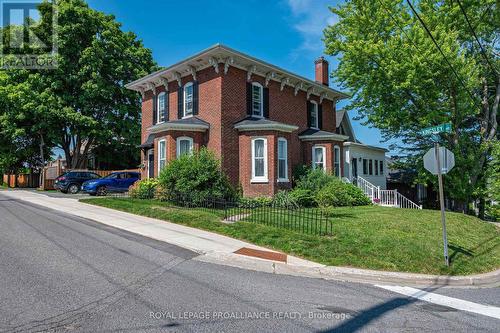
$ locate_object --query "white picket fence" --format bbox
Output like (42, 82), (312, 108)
(350, 177), (422, 210)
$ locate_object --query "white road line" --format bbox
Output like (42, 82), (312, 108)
(376, 285), (500, 320)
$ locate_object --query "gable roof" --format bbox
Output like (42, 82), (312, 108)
(126, 44), (350, 102)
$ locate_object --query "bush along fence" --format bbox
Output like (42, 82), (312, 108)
(107, 191), (333, 237)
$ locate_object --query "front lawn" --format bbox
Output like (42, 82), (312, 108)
(80, 197), (500, 275)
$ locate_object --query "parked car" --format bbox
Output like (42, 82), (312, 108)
(54, 171), (101, 194)
(82, 171), (141, 196)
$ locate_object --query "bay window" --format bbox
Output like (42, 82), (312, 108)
(277, 138), (288, 181)
(334, 145), (341, 177)
(176, 136), (193, 157)
(312, 145), (326, 171)
(158, 139), (166, 173)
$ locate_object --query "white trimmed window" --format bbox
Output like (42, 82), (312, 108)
(252, 82), (263, 117)
(251, 138), (268, 182)
(277, 138), (288, 181)
(310, 101), (319, 129)
(183, 82), (194, 117)
(312, 145), (326, 171)
(158, 139), (166, 173)
(176, 136), (193, 157)
(334, 145), (341, 177)
(157, 92), (166, 123)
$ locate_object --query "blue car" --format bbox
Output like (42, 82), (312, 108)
(82, 171), (141, 196)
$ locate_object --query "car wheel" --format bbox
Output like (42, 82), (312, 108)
(68, 184), (80, 194)
(97, 186), (107, 196)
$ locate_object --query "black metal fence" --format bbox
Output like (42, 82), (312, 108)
(103, 191), (333, 236)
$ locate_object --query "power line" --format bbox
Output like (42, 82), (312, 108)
(405, 0), (482, 111)
(455, 0), (498, 76)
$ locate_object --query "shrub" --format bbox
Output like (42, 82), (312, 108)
(129, 178), (158, 199)
(272, 190), (299, 209)
(239, 196), (273, 208)
(316, 180), (372, 208)
(296, 168), (335, 193)
(289, 188), (316, 207)
(158, 148), (236, 202)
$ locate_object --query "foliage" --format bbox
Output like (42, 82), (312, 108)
(295, 168), (335, 193)
(0, 0), (157, 171)
(238, 196), (273, 208)
(292, 164), (311, 186)
(157, 148), (236, 202)
(129, 178), (158, 199)
(316, 180), (372, 208)
(289, 188), (316, 207)
(272, 190), (300, 209)
(324, 0), (499, 215)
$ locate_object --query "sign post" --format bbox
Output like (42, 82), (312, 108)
(422, 123), (454, 267)
(434, 142), (449, 266)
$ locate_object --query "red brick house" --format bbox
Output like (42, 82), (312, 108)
(126, 44), (349, 197)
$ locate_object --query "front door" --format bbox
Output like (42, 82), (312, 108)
(148, 151), (154, 178)
(352, 158), (358, 181)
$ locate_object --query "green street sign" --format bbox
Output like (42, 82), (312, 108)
(420, 123), (452, 136)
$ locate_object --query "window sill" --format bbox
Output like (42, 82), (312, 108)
(182, 115), (193, 119)
(277, 179), (289, 183)
(251, 179), (269, 184)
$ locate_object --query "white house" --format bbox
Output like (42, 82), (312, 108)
(337, 110), (388, 189)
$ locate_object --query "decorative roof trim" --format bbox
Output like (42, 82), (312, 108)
(234, 122), (299, 133)
(147, 122), (209, 133)
(125, 44), (349, 102)
(299, 133), (350, 142)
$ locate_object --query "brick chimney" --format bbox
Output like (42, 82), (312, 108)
(315, 56), (329, 86)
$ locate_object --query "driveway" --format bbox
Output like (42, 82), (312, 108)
(0, 193), (499, 332)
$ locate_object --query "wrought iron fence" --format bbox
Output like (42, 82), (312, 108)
(103, 191), (333, 236)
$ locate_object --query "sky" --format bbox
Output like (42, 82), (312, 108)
(84, 0), (392, 153)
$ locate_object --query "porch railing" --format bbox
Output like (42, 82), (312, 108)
(355, 176), (422, 210)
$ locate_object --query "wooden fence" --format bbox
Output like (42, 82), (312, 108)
(2, 174), (40, 188)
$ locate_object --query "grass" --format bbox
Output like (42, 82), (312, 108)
(80, 197), (500, 276)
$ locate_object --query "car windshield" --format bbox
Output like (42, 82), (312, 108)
(103, 173), (119, 179)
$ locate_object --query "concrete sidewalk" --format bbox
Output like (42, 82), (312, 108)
(2, 189), (499, 287)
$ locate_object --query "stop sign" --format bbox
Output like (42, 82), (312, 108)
(424, 147), (455, 175)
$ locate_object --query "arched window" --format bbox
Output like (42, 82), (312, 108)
(183, 82), (194, 117)
(251, 82), (263, 117)
(251, 137), (268, 182)
(334, 145), (341, 177)
(277, 138), (288, 181)
(176, 136), (193, 157)
(310, 101), (319, 129)
(157, 92), (166, 123)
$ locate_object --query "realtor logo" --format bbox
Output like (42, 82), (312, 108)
(0, 0), (58, 69)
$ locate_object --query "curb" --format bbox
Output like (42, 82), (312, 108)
(196, 252), (500, 288)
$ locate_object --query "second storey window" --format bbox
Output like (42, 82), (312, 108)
(252, 83), (263, 117)
(157, 92), (167, 123)
(277, 138), (288, 181)
(312, 146), (326, 171)
(184, 82), (194, 117)
(310, 101), (319, 129)
(176, 136), (193, 157)
(251, 138), (268, 182)
(158, 139), (166, 173)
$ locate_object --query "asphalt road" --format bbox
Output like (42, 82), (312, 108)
(0, 193), (498, 333)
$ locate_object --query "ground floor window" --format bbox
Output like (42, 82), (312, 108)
(375, 159), (379, 176)
(176, 136), (193, 157)
(277, 138), (288, 181)
(251, 138), (268, 182)
(380, 160), (384, 175)
(158, 140), (166, 173)
(363, 159), (368, 175)
(312, 146), (326, 171)
(148, 149), (154, 178)
(334, 145), (341, 177)
(369, 159), (373, 175)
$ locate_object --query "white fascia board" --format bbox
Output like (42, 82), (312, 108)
(299, 134), (350, 142)
(234, 123), (299, 133)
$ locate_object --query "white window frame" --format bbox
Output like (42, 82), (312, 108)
(277, 137), (288, 182)
(176, 136), (193, 157)
(251, 82), (263, 118)
(334, 145), (341, 178)
(310, 101), (319, 129)
(158, 139), (166, 174)
(251, 137), (268, 183)
(183, 82), (194, 118)
(312, 145), (326, 171)
(157, 92), (166, 124)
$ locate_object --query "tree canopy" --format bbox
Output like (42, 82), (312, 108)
(324, 0), (498, 213)
(0, 0), (157, 172)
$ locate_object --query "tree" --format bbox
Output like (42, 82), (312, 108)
(324, 0), (498, 215)
(1, 0), (157, 170)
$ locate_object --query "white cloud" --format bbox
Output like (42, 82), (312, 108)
(285, 0), (338, 54)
